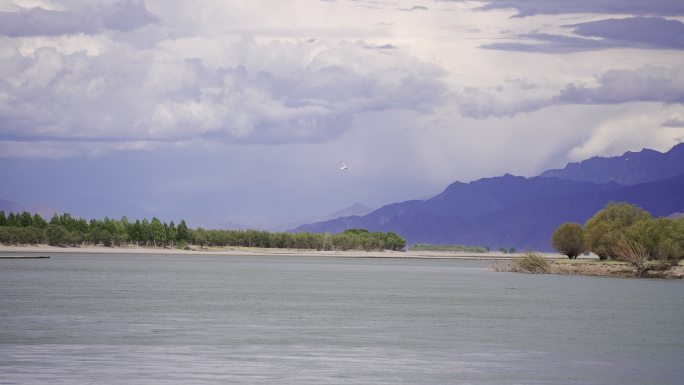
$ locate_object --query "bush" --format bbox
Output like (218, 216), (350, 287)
(512, 253), (552, 274)
(584, 202), (651, 260)
(551, 222), (585, 259)
(45, 224), (69, 246)
(613, 239), (650, 277)
(626, 217), (684, 261)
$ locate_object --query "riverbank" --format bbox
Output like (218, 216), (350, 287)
(0, 244), (549, 260)
(492, 258), (684, 279)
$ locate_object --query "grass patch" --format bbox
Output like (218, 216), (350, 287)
(512, 253), (552, 273)
(491, 261), (513, 272)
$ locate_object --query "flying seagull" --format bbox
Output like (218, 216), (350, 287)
(340, 162), (349, 171)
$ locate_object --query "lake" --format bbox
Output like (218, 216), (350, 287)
(1, 253), (683, 384)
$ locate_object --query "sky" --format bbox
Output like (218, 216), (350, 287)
(1, 0), (684, 229)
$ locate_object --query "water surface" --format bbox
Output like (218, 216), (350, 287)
(1, 253), (682, 384)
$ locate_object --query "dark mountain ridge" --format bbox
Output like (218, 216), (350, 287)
(540, 143), (684, 185)
(294, 144), (684, 251)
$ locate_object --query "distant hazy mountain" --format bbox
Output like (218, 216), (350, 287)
(275, 203), (373, 232)
(436, 174), (684, 250)
(294, 144), (684, 251)
(185, 219), (248, 230)
(50, 196), (150, 221)
(0, 199), (58, 219)
(319, 202), (373, 221)
(294, 174), (684, 251)
(293, 175), (616, 239)
(540, 143), (684, 185)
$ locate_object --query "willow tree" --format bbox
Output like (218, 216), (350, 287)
(551, 222), (585, 259)
(584, 203), (651, 260)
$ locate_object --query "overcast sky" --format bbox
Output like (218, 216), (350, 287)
(1, 0), (684, 228)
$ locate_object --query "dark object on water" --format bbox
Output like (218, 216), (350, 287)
(0, 255), (50, 259)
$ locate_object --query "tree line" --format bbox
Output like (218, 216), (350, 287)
(551, 202), (684, 264)
(0, 211), (406, 251)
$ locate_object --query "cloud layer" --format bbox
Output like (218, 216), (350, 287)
(1, 0), (683, 227)
(1, 0), (682, 154)
(476, 0), (684, 17)
(484, 17), (684, 52)
(0, 35), (446, 146)
(0, 0), (157, 37)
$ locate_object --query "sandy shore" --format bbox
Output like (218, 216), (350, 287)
(0, 244), (562, 260)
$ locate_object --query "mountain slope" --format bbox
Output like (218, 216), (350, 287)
(422, 174), (618, 218)
(447, 173), (684, 250)
(294, 174), (684, 251)
(294, 175), (615, 237)
(540, 143), (684, 185)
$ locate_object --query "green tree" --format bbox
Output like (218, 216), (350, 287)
(551, 222), (586, 259)
(626, 217), (684, 261)
(584, 202), (651, 260)
(177, 220), (189, 242)
(0, 211), (6, 226)
(140, 219), (151, 245)
(0, 227), (9, 243)
(167, 221), (177, 247)
(45, 224), (68, 246)
(7, 212), (18, 226)
(32, 214), (47, 228)
(19, 211), (33, 227)
(149, 217), (165, 247)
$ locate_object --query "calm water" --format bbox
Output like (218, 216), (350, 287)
(1, 253), (683, 384)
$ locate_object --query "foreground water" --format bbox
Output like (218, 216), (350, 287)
(1, 253), (682, 384)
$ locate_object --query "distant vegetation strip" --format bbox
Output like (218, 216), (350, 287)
(410, 243), (490, 253)
(0, 211), (406, 251)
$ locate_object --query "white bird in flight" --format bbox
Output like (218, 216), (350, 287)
(340, 162), (349, 171)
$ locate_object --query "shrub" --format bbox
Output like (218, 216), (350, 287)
(584, 202), (651, 260)
(490, 261), (513, 272)
(551, 222), (585, 259)
(512, 253), (551, 274)
(613, 239), (650, 277)
(626, 218), (684, 261)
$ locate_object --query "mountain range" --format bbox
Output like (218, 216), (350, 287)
(293, 143), (684, 251)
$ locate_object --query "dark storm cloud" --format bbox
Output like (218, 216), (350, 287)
(556, 66), (684, 105)
(572, 17), (684, 50)
(483, 17), (684, 52)
(482, 33), (610, 53)
(454, 66), (684, 118)
(399, 6), (428, 12)
(474, 0), (684, 17)
(363, 43), (397, 50)
(0, 0), (157, 37)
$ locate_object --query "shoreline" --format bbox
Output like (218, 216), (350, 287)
(492, 258), (684, 279)
(0, 244), (555, 260)
(3, 244), (680, 278)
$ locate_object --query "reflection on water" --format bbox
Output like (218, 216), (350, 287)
(1, 254), (683, 384)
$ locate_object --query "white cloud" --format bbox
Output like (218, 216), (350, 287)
(0, 0), (683, 171)
(0, 31), (447, 150)
(0, 0), (157, 37)
(568, 103), (684, 160)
